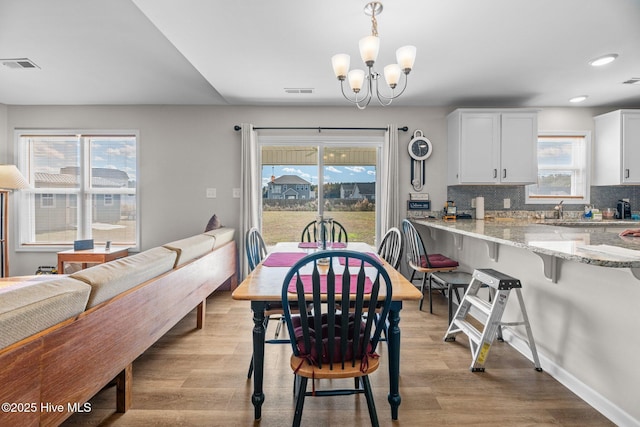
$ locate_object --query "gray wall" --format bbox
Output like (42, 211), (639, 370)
(1, 105), (617, 275)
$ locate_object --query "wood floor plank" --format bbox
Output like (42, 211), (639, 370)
(62, 290), (615, 426)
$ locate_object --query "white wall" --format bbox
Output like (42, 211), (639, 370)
(2, 105), (620, 276)
(4, 105), (451, 275)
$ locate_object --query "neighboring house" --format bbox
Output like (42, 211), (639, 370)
(340, 182), (376, 201)
(265, 175), (312, 200)
(340, 184), (355, 199)
(34, 168), (129, 232)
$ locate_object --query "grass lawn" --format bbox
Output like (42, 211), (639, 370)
(262, 211), (376, 246)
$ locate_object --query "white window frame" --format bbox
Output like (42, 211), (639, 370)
(257, 134), (384, 243)
(40, 193), (55, 209)
(15, 129), (140, 251)
(526, 131), (591, 205)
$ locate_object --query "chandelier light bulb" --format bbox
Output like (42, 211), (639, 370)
(331, 2), (415, 109)
(396, 45), (417, 73)
(331, 54), (350, 80)
(383, 64), (402, 88)
(359, 35), (380, 66)
(348, 69), (365, 93)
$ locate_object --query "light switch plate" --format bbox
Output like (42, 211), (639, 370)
(206, 188), (217, 198)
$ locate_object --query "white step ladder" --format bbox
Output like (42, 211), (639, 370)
(444, 268), (542, 372)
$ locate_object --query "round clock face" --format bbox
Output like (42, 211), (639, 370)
(408, 136), (433, 161)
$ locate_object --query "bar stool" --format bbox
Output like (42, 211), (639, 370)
(429, 271), (473, 325)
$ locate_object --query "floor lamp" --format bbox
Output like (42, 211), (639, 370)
(0, 165), (29, 278)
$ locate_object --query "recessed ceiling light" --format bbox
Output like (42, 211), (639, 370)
(589, 54), (618, 67)
(569, 95), (588, 103)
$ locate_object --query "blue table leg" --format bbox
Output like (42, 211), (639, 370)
(251, 301), (266, 420)
(387, 300), (402, 420)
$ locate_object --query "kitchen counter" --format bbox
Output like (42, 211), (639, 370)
(412, 218), (640, 281)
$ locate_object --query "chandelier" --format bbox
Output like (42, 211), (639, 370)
(331, 1), (416, 109)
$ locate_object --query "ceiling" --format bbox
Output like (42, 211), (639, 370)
(1, 0), (640, 108)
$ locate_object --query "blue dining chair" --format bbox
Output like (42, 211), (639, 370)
(245, 227), (289, 378)
(281, 250), (392, 427)
(401, 219), (459, 313)
(300, 219), (348, 244)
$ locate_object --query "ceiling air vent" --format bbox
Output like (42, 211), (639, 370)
(285, 88), (314, 94)
(1, 58), (40, 69)
(622, 78), (640, 85)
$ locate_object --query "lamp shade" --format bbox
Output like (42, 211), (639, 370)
(0, 165), (29, 190)
(348, 69), (365, 93)
(331, 54), (351, 79)
(396, 45), (417, 72)
(359, 35), (380, 65)
(383, 64), (402, 88)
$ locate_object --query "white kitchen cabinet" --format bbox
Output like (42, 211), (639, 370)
(447, 109), (538, 185)
(593, 109), (640, 185)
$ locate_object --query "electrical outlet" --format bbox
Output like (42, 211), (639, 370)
(503, 198), (511, 209)
(206, 188), (217, 198)
(232, 188), (241, 198)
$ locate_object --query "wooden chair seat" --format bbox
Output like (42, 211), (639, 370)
(290, 355), (380, 379)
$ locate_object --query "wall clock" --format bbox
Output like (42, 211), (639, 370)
(407, 129), (432, 191)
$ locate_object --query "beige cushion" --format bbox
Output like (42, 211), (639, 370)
(163, 234), (216, 267)
(0, 277), (91, 348)
(71, 246), (177, 308)
(203, 227), (236, 249)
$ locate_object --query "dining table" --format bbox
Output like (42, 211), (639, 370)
(232, 241), (422, 421)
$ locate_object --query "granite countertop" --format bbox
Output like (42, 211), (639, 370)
(413, 218), (640, 269)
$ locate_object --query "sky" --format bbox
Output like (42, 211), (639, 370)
(262, 165), (376, 187)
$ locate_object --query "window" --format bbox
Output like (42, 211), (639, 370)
(40, 194), (55, 208)
(16, 131), (138, 249)
(526, 132), (590, 205)
(259, 134), (382, 246)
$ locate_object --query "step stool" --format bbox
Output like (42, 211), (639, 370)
(444, 268), (542, 372)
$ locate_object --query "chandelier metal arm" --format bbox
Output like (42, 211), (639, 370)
(339, 77), (373, 110)
(375, 72), (409, 102)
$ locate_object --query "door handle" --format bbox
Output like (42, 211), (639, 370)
(493, 169), (497, 179)
(625, 168), (630, 179)
(503, 169), (507, 179)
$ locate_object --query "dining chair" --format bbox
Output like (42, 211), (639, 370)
(401, 219), (459, 313)
(281, 250), (392, 427)
(300, 219), (348, 244)
(377, 227), (402, 269)
(245, 227), (288, 378)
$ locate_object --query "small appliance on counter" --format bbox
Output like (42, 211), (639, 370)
(443, 200), (457, 220)
(616, 200), (631, 219)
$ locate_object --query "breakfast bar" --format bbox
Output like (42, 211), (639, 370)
(411, 217), (640, 426)
(412, 218), (640, 282)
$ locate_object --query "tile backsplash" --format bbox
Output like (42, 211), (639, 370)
(445, 185), (640, 217)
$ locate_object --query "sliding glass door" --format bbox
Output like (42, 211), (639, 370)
(259, 135), (382, 246)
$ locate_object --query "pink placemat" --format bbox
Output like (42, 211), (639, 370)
(298, 242), (319, 249)
(329, 242), (347, 249)
(287, 274), (373, 294)
(296, 242), (348, 249)
(262, 252), (307, 267)
(338, 252), (379, 266)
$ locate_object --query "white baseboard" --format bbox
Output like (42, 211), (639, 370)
(500, 328), (639, 427)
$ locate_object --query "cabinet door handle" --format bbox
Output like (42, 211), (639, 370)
(625, 169), (630, 179)
(493, 169), (497, 178)
(503, 169), (507, 179)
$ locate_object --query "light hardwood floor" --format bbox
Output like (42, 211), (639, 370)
(63, 290), (614, 426)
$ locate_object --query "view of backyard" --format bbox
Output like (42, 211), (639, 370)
(262, 210), (375, 247)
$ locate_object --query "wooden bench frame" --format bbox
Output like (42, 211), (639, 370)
(0, 240), (237, 427)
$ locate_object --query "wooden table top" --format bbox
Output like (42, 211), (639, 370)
(232, 242), (422, 302)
